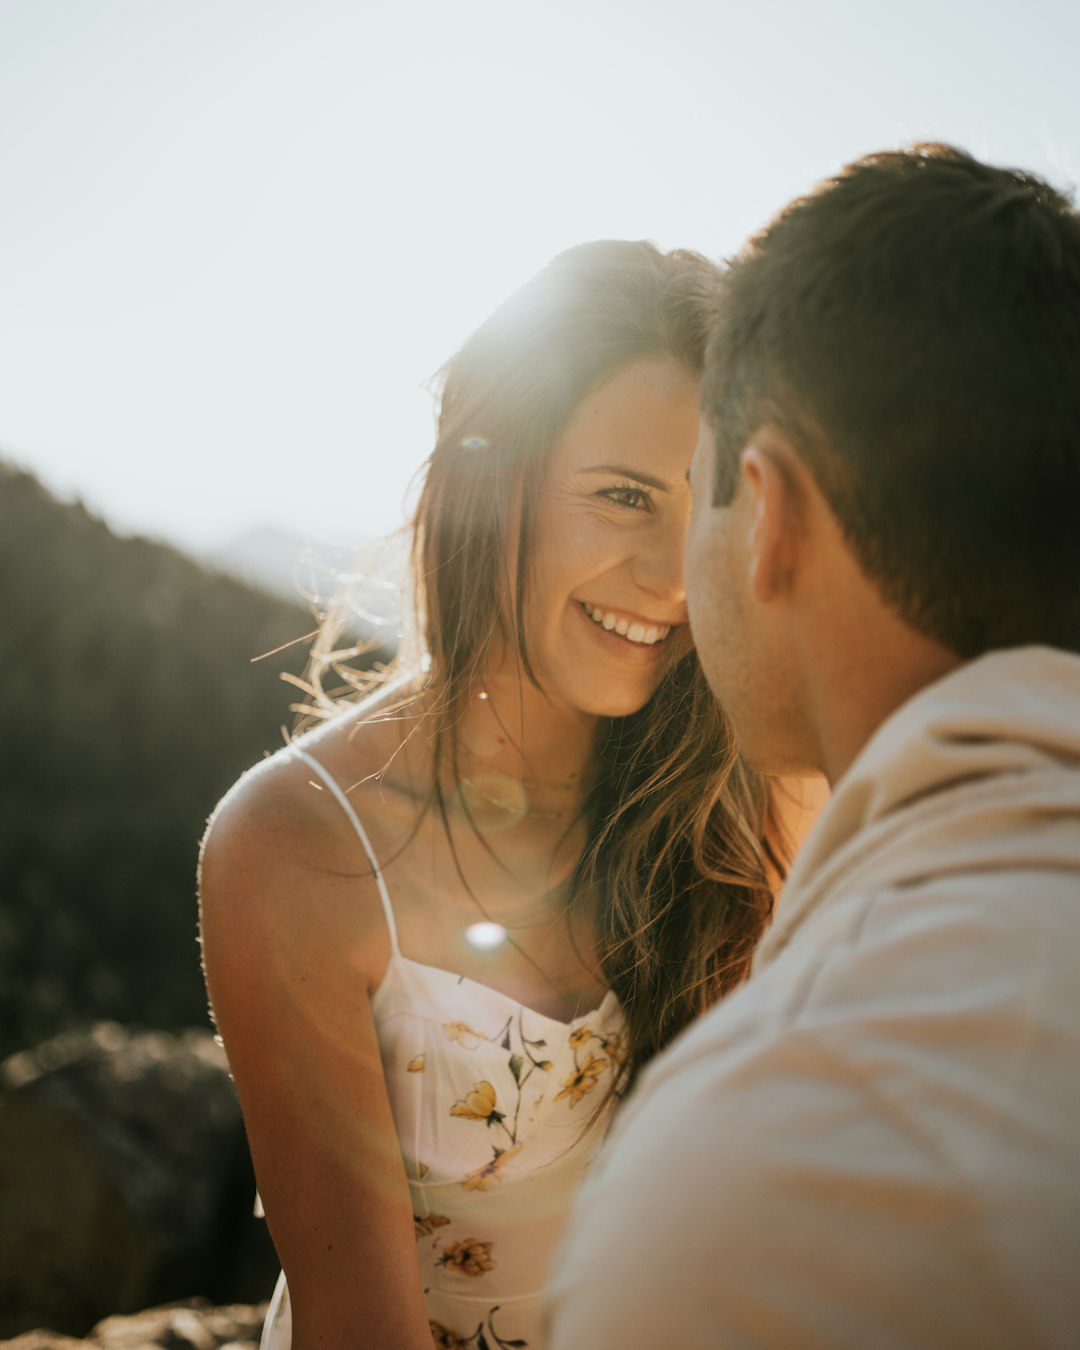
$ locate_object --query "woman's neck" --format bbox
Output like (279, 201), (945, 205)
(452, 662), (600, 798)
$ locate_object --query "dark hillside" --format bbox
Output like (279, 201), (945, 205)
(0, 462), (324, 1056)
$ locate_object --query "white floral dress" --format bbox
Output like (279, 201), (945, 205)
(260, 748), (624, 1350)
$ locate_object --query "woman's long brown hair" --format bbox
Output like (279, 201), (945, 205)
(302, 240), (783, 1089)
(585, 651), (781, 1095)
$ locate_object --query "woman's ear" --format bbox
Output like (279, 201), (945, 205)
(738, 433), (804, 603)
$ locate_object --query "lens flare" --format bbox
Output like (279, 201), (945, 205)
(465, 922), (508, 950)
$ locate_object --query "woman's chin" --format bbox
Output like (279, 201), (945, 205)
(563, 679), (661, 721)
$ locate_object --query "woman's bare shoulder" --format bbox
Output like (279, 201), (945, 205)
(198, 681), (427, 982)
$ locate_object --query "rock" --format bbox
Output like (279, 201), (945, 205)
(0, 1027), (278, 1340)
(91, 1299), (267, 1348)
(0, 1335), (90, 1350)
(0, 1299), (268, 1350)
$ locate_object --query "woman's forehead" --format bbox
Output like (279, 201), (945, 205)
(547, 358), (701, 478)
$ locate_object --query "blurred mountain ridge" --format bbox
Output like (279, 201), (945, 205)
(0, 460), (387, 1058)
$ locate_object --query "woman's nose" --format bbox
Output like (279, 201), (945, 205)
(631, 515), (688, 607)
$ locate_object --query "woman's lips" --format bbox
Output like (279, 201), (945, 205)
(580, 600), (674, 646)
(574, 600), (683, 660)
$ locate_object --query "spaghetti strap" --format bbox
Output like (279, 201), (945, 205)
(290, 746), (401, 957)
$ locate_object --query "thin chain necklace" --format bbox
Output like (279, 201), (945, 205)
(445, 688), (597, 1000)
(452, 691), (592, 832)
(453, 849), (589, 1003)
(453, 771), (586, 832)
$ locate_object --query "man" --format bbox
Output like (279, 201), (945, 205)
(547, 145), (1080, 1348)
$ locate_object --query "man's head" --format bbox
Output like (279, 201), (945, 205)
(687, 143), (1080, 777)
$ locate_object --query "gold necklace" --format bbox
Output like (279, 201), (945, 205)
(446, 690), (595, 997)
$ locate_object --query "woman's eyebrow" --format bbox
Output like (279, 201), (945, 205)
(580, 464), (672, 491)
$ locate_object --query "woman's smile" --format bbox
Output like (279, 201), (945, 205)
(579, 600), (673, 646)
(572, 600), (684, 666)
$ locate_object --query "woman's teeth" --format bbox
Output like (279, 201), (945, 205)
(582, 602), (671, 646)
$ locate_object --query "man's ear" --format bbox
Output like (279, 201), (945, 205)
(739, 436), (802, 602)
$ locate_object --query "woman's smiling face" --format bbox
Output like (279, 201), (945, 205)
(523, 357), (699, 719)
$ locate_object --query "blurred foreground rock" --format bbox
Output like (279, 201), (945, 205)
(0, 1298), (267, 1349)
(0, 1025), (278, 1339)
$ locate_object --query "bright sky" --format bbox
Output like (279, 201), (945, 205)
(2, 0), (1078, 554)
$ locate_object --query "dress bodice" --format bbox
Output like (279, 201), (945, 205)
(260, 748), (623, 1350)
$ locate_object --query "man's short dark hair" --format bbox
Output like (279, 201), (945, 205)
(702, 143), (1080, 657)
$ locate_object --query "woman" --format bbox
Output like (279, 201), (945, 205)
(199, 241), (789, 1350)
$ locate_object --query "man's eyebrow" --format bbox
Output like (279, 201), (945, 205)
(580, 464), (673, 491)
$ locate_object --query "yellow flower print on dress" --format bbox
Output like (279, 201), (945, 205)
(428, 1321), (466, 1348)
(568, 1025), (594, 1051)
(414, 1212), (451, 1239)
(461, 1143), (524, 1191)
(438, 1236), (496, 1277)
(555, 1052), (608, 1106)
(450, 1080), (505, 1126)
(442, 1020), (488, 1049)
(602, 1030), (626, 1066)
(407, 1054), (425, 1072)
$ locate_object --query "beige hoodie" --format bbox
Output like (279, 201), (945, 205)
(548, 647), (1080, 1350)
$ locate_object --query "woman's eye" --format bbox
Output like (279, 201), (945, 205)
(598, 484), (651, 512)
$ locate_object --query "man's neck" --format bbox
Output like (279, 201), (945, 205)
(812, 615), (963, 787)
